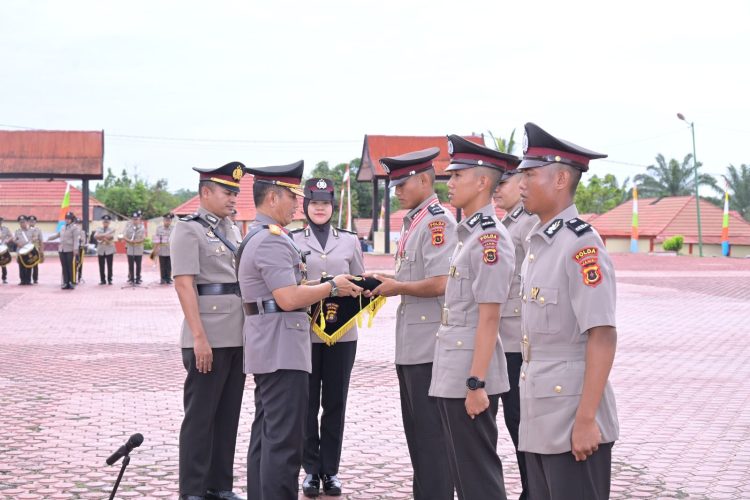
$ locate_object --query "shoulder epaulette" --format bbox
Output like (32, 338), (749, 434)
(290, 227), (305, 234)
(179, 213), (199, 222)
(335, 227), (357, 235)
(510, 206), (524, 220)
(566, 218), (593, 237)
(480, 216), (496, 229)
(427, 204), (445, 216)
(267, 224), (283, 236)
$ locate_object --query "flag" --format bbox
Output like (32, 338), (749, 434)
(722, 180), (730, 256)
(56, 184), (71, 232)
(630, 185), (639, 253)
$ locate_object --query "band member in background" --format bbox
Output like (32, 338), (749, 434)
(124, 211), (145, 285)
(155, 213), (174, 285)
(28, 215), (43, 284)
(292, 178), (365, 498)
(0, 217), (11, 284)
(73, 217), (86, 284)
(13, 215), (33, 285)
(48, 211), (82, 290)
(95, 214), (116, 285)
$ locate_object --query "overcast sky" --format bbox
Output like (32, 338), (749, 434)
(1, 1), (748, 193)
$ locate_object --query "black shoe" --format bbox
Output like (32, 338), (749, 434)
(99, 281), (107, 285)
(135, 279), (142, 285)
(322, 474), (342, 496)
(179, 496), (205, 500)
(205, 491), (245, 500)
(2, 279), (7, 284)
(61, 284), (73, 290)
(108, 280), (113, 285)
(33, 281), (38, 285)
(302, 473), (321, 497)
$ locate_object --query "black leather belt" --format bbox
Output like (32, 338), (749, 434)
(243, 300), (307, 316)
(197, 283), (240, 296)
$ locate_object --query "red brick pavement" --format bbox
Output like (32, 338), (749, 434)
(0, 254), (749, 498)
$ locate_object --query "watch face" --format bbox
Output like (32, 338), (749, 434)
(467, 377), (478, 390)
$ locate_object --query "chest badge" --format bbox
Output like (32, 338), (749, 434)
(530, 287), (540, 300)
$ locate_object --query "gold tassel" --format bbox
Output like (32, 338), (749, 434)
(310, 296), (387, 346)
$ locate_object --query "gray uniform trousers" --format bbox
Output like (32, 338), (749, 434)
(436, 395), (508, 500)
(180, 347), (245, 495)
(500, 352), (528, 499)
(247, 369), (308, 500)
(525, 442), (613, 500)
(396, 363), (454, 500)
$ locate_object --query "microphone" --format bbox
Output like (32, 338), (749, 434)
(106, 433), (144, 465)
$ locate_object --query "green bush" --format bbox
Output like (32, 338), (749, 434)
(143, 237), (153, 250)
(662, 235), (684, 253)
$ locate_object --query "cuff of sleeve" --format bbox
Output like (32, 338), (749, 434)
(580, 318), (617, 334)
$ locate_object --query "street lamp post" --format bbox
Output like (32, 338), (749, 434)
(677, 113), (703, 257)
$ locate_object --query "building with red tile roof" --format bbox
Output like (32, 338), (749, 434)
(0, 179), (107, 224)
(592, 195), (750, 257)
(0, 130), (104, 179)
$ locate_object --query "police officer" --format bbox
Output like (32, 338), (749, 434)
(48, 211), (81, 290)
(171, 162), (247, 500)
(14, 215), (34, 285)
(292, 178), (365, 497)
(368, 147), (456, 500)
(155, 213), (174, 284)
(493, 166), (539, 500)
(517, 123), (619, 500)
(428, 135), (517, 500)
(238, 162), (362, 500)
(28, 215), (43, 284)
(124, 211), (145, 285)
(95, 214), (116, 285)
(0, 217), (11, 284)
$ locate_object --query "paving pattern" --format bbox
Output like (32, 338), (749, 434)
(0, 254), (749, 499)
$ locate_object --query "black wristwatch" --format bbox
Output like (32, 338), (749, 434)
(466, 376), (486, 391)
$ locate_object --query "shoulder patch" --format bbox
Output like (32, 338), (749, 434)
(466, 212), (482, 228)
(573, 246), (603, 287)
(544, 218), (564, 238)
(566, 218), (592, 237)
(427, 204), (445, 216)
(268, 224), (282, 236)
(510, 206), (524, 220)
(428, 220), (446, 246)
(179, 213), (198, 222)
(479, 233), (499, 265)
(480, 216), (496, 229)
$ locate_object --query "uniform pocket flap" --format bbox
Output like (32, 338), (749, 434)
(451, 264), (470, 280)
(532, 371), (584, 398)
(404, 302), (442, 325)
(198, 296), (233, 314)
(443, 333), (475, 350)
(530, 287), (558, 307)
(504, 298), (522, 317)
(284, 315), (310, 330)
(402, 249), (417, 264)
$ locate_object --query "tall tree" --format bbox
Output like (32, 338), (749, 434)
(722, 164), (750, 221)
(488, 129), (516, 154)
(634, 154), (717, 198)
(94, 168), (183, 219)
(574, 174), (629, 214)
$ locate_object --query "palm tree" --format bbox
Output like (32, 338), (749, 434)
(488, 129), (516, 154)
(723, 164), (750, 221)
(634, 153), (717, 198)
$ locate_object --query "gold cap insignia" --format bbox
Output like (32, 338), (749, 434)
(232, 166), (244, 182)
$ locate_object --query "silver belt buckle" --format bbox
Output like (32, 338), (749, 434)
(441, 307), (448, 326)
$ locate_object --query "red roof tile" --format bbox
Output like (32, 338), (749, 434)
(173, 175), (305, 222)
(357, 135), (486, 181)
(592, 196), (750, 245)
(0, 130), (104, 179)
(0, 179), (104, 221)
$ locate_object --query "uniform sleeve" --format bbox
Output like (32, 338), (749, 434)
(255, 235), (298, 291)
(350, 234), (365, 275)
(421, 214), (455, 279)
(565, 233), (617, 333)
(171, 223), (201, 276)
(471, 228), (514, 303)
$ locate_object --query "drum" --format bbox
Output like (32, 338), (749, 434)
(0, 243), (10, 266)
(18, 243), (41, 268)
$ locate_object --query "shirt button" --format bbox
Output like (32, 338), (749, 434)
(522, 294), (527, 301)
(296, 323), (300, 327)
(523, 335), (528, 341)
(518, 290), (522, 297)
(456, 340), (463, 347)
(454, 272), (460, 277)
(321, 272), (328, 277)
(211, 305), (217, 311)
(514, 308), (519, 314)
(321, 254), (327, 259)
(529, 254), (535, 261)
(521, 372), (526, 380)
(420, 315), (426, 321)
(539, 297), (545, 304)
(436, 332), (439, 338)
(554, 385), (562, 393)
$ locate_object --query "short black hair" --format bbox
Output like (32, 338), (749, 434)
(253, 182), (285, 207)
(198, 180), (216, 197)
(556, 164), (582, 196)
(474, 166), (503, 191)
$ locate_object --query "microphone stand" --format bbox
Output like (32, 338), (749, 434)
(108, 454), (131, 500)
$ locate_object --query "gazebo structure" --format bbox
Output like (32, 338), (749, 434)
(0, 130), (104, 234)
(356, 134), (484, 253)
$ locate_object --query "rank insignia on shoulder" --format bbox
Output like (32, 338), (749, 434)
(510, 206), (524, 220)
(290, 227), (305, 235)
(566, 218), (592, 236)
(544, 218), (564, 237)
(205, 213), (219, 225)
(480, 216), (496, 229)
(268, 224), (282, 235)
(427, 204), (445, 216)
(466, 212), (482, 228)
(180, 213), (198, 222)
(335, 227), (357, 235)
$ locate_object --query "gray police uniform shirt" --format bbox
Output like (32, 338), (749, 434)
(238, 213), (311, 375)
(155, 225), (173, 257)
(0, 226), (12, 245)
(394, 196), (457, 365)
(500, 203), (539, 353)
(95, 226), (116, 256)
(291, 226), (365, 343)
(49, 224), (81, 252)
(429, 204), (515, 398)
(124, 222), (145, 256)
(518, 203), (619, 455)
(29, 226), (43, 248)
(14, 227), (33, 248)
(170, 207), (244, 349)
